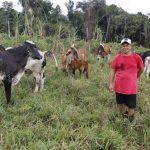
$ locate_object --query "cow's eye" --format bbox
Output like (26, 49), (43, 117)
(26, 48), (31, 54)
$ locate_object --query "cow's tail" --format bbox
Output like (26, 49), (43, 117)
(52, 53), (58, 71)
(46, 50), (58, 71)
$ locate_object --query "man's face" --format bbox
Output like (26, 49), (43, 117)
(121, 43), (131, 55)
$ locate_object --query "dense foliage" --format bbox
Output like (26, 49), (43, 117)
(0, 0), (150, 47)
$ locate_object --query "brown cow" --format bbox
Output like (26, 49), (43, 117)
(62, 45), (88, 78)
(96, 43), (111, 61)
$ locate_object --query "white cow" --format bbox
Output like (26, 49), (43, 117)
(25, 50), (58, 92)
(25, 50), (47, 92)
(144, 56), (150, 78)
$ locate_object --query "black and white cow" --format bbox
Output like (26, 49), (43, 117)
(0, 41), (42, 104)
(2, 45), (47, 92)
(25, 50), (58, 92)
(25, 50), (47, 92)
(1, 44), (58, 93)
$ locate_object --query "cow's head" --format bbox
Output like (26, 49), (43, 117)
(24, 40), (42, 60)
(96, 44), (105, 59)
(66, 45), (79, 61)
(97, 44), (111, 59)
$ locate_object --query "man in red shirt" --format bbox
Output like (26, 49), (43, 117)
(108, 38), (144, 122)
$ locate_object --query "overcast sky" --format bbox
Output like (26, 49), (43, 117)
(0, 0), (150, 15)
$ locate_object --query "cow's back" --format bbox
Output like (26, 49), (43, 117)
(104, 45), (111, 54)
(0, 51), (19, 75)
(77, 48), (88, 61)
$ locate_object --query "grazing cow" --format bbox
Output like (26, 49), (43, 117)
(144, 56), (150, 78)
(62, 45), (88, 78)
(25, 50), (47, 92)
(0, 41), (42, 104)
(4, 46), (58, 92)
(137, 50), (150, 63)
(96, 43), (111, 61)
(25, 50), (58, 92)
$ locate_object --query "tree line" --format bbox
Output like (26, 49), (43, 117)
(0, 0), (150, 47)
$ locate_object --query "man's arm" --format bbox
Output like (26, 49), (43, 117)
(137, 68), (144, 78)
(108, 68), (116, 92)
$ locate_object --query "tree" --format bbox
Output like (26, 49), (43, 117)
(76, 0), (107, 40)
(51, 5), (62, 23)
(0, 1), (17, 36)
(18, 0), (53, 36)
(65, 0), (74, 21)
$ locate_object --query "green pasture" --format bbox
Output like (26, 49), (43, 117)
(0, 36), (150, 149)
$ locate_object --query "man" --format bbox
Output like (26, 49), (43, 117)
(108, 38), (144, 122)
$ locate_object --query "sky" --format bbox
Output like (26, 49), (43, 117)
(0, 0), (150, 16)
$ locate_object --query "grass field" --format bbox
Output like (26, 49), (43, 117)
(0, 38), (150, 149)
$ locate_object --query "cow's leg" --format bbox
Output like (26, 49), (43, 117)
(62, 67), (68, 76)
(107, 54), (110, 62)
(33, 73), (40, 92)
(97, 55), (100, 60)
(72, 69), (76, 78)
(67, 68), (73, 78)
(79, 65), (85, 78)
(84, 64), (88, 78)
(85, 70), (88, 78)
(144, 66), (146, 73)
(3, 75), (12, 104)
(146, 70), (150, 79)
(12, 70), (25, 86)
(79, 69), (82, 77)
(38, 68), (45, 92)
(64, 64), (70, 76)
(108, 54), (110, 61)
(40, 73), (45, 92)
(84, 69), (88, 78)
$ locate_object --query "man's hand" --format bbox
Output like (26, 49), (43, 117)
(108, 83), (114, 92)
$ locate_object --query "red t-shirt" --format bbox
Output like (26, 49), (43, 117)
(111, 52), (144, 94)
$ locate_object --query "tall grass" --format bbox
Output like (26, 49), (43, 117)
(0, 35), (150, 149)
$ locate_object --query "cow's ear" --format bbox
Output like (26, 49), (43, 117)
(66, 49), (72, 56)
(71, 44), (74, 48)
(66, 47), (72, 56)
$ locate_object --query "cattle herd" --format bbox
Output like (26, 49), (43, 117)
(0, 41), (150, 105)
